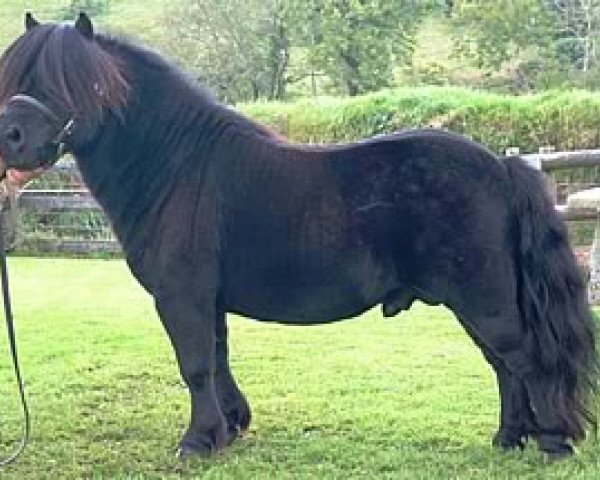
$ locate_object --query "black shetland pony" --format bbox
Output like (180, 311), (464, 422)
(0, 13), (597, 460)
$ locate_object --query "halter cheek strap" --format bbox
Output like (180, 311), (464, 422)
(53, 118), (75, 156)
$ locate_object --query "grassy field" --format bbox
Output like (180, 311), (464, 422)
(0, 258), (596, 478)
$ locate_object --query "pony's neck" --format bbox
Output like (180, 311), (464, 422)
(72, 39), (272, 253)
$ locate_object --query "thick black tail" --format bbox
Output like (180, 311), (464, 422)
(504, 157), (598, 442)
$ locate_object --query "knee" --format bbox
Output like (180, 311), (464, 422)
(180, 359), (213, 390)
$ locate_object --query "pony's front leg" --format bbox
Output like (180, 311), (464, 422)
(215, 311), (251, 436)
(155, 292), (231, 456)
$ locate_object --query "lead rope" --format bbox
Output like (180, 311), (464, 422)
(0, 182), (30, 466)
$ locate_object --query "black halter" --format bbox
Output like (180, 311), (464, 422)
(6, 94), (75, 158)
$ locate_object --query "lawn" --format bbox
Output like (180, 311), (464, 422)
(0, 258), (598, 479)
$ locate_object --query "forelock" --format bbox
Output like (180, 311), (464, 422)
(0, 23), (129, 119)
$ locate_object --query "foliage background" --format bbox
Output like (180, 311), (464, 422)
(5, 1), (600, 102)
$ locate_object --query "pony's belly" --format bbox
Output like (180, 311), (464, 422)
(223, 253), (397, 324)
(226, 281), (377, 324)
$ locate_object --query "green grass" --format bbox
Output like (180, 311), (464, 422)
(0, 258), (597, 478)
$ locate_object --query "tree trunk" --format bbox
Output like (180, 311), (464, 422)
(268, 7), (289, 100)
(340, 44), (361, 96)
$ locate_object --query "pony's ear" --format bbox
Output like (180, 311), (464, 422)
(25, 12), (39, 31)
(75, 12), (94, 39)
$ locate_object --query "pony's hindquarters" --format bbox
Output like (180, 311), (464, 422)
(434, 156), (598, 457)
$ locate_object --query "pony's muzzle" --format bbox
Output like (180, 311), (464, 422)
(0, 94), (72, 175)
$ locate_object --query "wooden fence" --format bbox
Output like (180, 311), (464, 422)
(12, 149), (600, 255)
(16, 161), (119, 254)
(519, 149), (600, 221)
(521, 149), (600, 171)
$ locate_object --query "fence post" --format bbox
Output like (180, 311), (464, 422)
(589, 216), (600, 305)
(539, 146), (558, 203)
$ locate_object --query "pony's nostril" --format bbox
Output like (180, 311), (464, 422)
(6, 126), (22, 143)
(4, 124), (25, 150)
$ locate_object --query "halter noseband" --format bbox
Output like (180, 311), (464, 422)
(5, 94), (75, 157)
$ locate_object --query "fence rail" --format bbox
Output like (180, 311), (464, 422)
(20, 238), (122, 255)
(19, 189), (102, 213)
(513, 148), (600, 221)
(521, 149), (600, 171)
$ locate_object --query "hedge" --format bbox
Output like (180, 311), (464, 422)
(241, 87), (600, 154)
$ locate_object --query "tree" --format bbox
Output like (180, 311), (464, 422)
(450, 0), (600, 90)
(451, 0), (557, 71)
(168, 0), (425, 100)
(547, 0), (600, 73)
(61, 0), (111, 19)
(292, 0), (424, 96)
(167, 0), (292, 102)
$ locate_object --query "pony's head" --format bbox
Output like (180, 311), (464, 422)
(0, 13), (129, 180)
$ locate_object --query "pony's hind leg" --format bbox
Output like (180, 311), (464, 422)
(458, 304), (573, 458)
(491, 363), (536, 450)
(215, 311), (251, 436)
(504, 353), (576, 459)
(459, 321), (535, 450)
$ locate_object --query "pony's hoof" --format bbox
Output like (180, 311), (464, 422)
(177, 423), (239, 459)
(543, 444), (574, 463)
(223, 401), (251, 436)
(177, 444), (212, 459)
(218, 384), (252, 435)
(537, 433), (573, 461)
(492, 429), (526, 451)
(177, 423), (232, 459)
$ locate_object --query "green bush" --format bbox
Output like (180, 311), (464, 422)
(241, 87), (600, 154)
